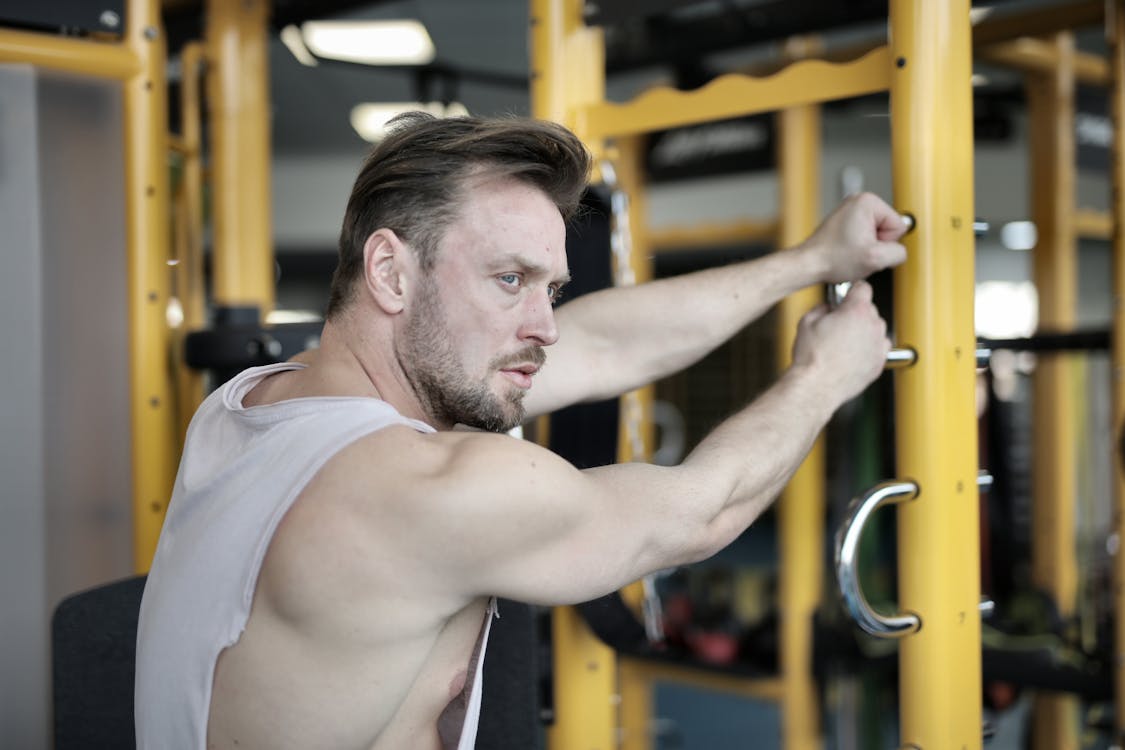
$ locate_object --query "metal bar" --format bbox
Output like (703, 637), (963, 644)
(533, 4), (620, 750)
(1109, 0), (1125, 739)
(529, 0), (605, 152)
(1076, 208), (1113, 240)
(582, 45), (891, 140)
(649, 218), (778, 253)
(124, 0), (176, 571)
(972, 0), (1104, 46)
(979, 330), (1110, 352)
(607, 135), (656, 750)
(548, 604), (619, 749)
(173, 41), (207, 441)
(0, 25), (139, 79)
(205, 0), (274, 313)
(775, 57), (825, 748)
(619, 658), (786, 702)
(617, 657), (653, 750)
(976, 38), (1109, 86)
(1026, 32), (1081, 750)
(889, 1), (983, 747)
(608, 137), (656, 462)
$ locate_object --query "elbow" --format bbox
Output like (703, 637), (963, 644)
(665, 515), (730, 568)
(690, 498), (766, 564)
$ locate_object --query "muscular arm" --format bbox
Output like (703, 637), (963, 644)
(331, 283), (888, 609)
(524, 192), (908, 417)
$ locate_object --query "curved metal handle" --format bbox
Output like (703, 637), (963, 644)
(835, 480), (921, 638)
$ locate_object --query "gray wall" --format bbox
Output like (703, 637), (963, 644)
(0, 64), (132, 748)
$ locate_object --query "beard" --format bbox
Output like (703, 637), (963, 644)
(399, 278), (545, 433)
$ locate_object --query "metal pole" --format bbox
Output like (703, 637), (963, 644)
(776, 36), (824, 750)
(0, 25), (139, 78)
(611, 134), (656, 750)
(205, 0), (274, 314)
(1108, 0), (1125, 742)
(124, 0), (176, 571)
(889, 0), (983, 746)
(1026, 32), (1080, 750)
(173, 41), (207, 441)
(532, 3), (619, 749)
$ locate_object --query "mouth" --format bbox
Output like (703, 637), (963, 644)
(499, 363), (539, 389)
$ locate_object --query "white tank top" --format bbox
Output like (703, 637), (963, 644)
(135, 363), (494, 749)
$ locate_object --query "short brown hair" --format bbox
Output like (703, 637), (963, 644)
(325, 112), (592, 318)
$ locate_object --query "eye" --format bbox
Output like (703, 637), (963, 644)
(547, 285), (565, 306)
(497, 273), (521, 288)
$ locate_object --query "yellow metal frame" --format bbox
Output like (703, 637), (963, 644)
(531, 3), (619, 748)
(172, 41), (208, 442)
(1112, 0), (1125, 740)
(0, 0), (279, 573)
(775, 43), (825, 749)
(1026, 32), (1081, 749)
(581, 46), (891, 140)
(889, 2), (983, 746)
(205, 0), (274, 314)
(649, 218), (778, 253)
(532, 0), (995, 747)
(0, 1), (178, 572)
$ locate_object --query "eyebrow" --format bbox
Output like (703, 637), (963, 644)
(493, 253), (571, 285)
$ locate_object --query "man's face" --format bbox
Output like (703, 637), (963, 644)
(398, 177), (569, 432)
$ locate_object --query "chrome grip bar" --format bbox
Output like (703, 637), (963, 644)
(836, 473), (996, 638)
(835, 480), (922, 638)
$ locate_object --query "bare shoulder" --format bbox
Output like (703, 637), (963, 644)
(260, 421), (696, 611)
(258, 426), (567, 615)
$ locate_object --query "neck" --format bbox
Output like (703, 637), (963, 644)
(316, 314), (442, 429)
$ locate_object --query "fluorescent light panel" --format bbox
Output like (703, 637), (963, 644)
(351, 101), (468, 143)
(281, 24), (319, 67)
(301, 20), (435, 66)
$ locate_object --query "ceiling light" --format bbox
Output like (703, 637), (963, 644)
(975, 281), (1037, 339)
(281, 24), (318, 67)
(1000, 220), (1037, 251)
(350, 101), (469, 143)
(301, 20), (435, 66)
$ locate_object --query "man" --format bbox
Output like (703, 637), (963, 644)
(136, 112), (907, 749)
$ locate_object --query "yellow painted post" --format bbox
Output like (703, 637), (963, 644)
(1109, 0), (1125, 740)
(610, 136), (656, 464)
(775, 41), (824, 750)
(529, 0), (604, 140)
(889, 1), (983, 747)
(531, 3), (618, 749)
(205, 0), (274, 314)
(611, 135), (656, 750)
(173, 41), (207, 441)
(124, 0), (177, 571)
(1026, 32), (1080, 750)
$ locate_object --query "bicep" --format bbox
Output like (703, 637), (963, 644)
(411, 435), (709, 607)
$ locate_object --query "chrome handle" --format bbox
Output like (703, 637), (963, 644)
(884, 347), (917, 368)
(835, 480), (921, 638)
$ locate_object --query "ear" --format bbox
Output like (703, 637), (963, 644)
(362, 228), (413, 315)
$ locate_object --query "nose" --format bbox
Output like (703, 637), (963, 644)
(519, 289), (559, 346)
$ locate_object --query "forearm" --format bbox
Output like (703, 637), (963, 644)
(533, 243), (827, 411)
(675, 363), (837, 561)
